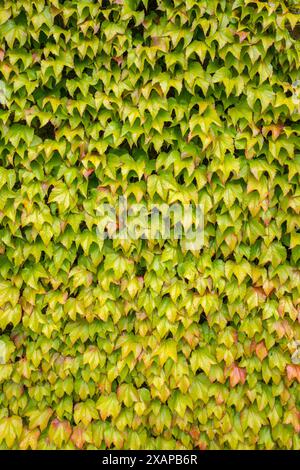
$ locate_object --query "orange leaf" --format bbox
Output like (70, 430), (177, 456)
(286, 364), (300, 382)
(229, 364), (247, 387)
(235, 31), (248, 43)
(71, 426), (86, 449)
(190, 426), (200, 440)
(256, 341), (268, 361)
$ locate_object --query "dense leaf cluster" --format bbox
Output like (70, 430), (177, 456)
(0, 0), (299, 450)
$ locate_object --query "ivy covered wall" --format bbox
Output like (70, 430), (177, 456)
(0, 0), (299, 450)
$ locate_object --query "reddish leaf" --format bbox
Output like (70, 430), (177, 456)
(229, 364), (247, 387)
(256, 341), (268, 361)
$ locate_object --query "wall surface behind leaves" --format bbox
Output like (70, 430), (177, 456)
(0, 0), (299, 450)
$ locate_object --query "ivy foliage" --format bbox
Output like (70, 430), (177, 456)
(0, 0), (300, 450)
